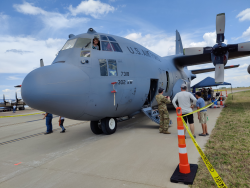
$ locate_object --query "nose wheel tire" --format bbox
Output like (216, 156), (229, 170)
(90, 121), (103, 134)
(101, 117), (117, 135)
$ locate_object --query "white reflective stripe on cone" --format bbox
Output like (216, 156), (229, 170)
(178, 129), (184, 135)
(179, 147), (187, 154)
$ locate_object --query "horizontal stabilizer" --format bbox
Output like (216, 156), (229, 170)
(191, 64), (239, 74)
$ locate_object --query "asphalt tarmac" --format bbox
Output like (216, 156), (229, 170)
(0, 100), (224, 188)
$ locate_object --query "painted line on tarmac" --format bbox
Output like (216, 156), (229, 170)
(0, 116), (59, 128)
(0, 122), (84, 146)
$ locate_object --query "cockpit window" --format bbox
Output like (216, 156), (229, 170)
(74, 38), (91, 49)
(110, 42), (122, 52)
(108, 60), (118, 76)
(92, 37), (100, 50)
(99, 59), (108, 76)
(61, 39), (77, 50)
(81, 51), (91, 57)
(107, 36), (116, 42)
(101, 41), (113, 51)
(100, 35), (108, 41)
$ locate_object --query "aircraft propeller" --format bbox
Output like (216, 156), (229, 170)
(15, 92), (21, 105)
(184, 13), (250, 83)
(3, 94), (7, 105)
(248, 65), (250, 74)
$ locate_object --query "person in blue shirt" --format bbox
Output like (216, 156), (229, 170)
(210, 97), (219, 108)
(195, 92), (208, 136)
(43, 112), (53, 134)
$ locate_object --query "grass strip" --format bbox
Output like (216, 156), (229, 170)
(190, 90), (250, 188)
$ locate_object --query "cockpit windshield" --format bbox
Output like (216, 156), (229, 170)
(61, 39), (77, 50)
(61, 38), (92, 51)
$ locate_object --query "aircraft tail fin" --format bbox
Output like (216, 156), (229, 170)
(176, 30), (183, 55)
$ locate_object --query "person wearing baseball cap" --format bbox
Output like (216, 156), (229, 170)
(155, 87), (171, 134)
(172, 83), (197, 138)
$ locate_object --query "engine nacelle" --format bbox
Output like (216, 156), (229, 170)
(211, 52), (228, 67)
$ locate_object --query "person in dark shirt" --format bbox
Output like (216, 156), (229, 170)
(43, 113), (53, 134)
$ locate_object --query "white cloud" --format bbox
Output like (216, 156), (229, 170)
(187, 31), (228, 47)
(0, 35), (65, 73)
(6, 49), (33, 55)
(0, 13), (9, 32)
(239, 63), (249, 68)
(2, 89), (11, 93)
(236, 8), (250, 22)
(69, 0), (115, 18)
(13, 2), (45, 15)
(13, 2), (89, 30)
(6, 76), (21, 80)
(125, 32), (175, 56)
(242, 26), (250, 40)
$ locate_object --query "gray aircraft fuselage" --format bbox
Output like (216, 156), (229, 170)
(21, 29), (192, 121)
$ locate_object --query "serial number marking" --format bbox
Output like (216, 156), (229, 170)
(118, 80), (133, 85)
(118, 80), (126, 85)
(121, 72), (129, 76)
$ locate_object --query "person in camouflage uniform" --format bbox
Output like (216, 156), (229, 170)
(156, 87), (171, 134)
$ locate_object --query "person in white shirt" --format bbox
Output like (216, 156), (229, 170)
(13, 105), (16, 113)
(59, 116), (66, 133)
(172, 84), (197, 138)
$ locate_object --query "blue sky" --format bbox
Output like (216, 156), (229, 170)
(1, 0), (250, 99)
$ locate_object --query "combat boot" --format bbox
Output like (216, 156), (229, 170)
(162, 131), (171, 134)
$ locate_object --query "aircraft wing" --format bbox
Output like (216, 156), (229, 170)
(191, 64), (239, 74)
(174, 54), (212, 67)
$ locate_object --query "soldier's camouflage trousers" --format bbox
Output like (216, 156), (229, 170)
(159, 109), (169, 132)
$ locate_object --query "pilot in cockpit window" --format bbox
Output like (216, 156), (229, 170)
(92, 38), (100, 50)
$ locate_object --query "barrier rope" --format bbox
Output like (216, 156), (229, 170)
(179, 97), (227, 187)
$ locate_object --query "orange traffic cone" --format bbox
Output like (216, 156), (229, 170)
(220, 97), (223, 106)
(220, 91), (222, 96)
(170, 107), (198, 185)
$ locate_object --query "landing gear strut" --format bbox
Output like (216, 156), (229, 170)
(101, 117), (117, 135)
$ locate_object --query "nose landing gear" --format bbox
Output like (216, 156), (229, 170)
(101, 117), (117, 135)
(90, 117), (117, 135)
(90, 121), (103, 134)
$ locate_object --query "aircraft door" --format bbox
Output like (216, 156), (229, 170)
(144, 79), (158, 106)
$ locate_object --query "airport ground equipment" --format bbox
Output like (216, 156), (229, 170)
(170, 107), (198, 185)
(21, 13), (250, 135)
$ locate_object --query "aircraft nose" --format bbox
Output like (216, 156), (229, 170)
(21, 64), (89, 119)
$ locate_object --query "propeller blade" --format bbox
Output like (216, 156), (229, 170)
(184, 47), (212, 55)
(215, 64), (224, 83)
(248, 65), (250, 74)
(40, 59), (44, 67)
(216, 13), (225, 43)
(238, 41), (250, 52)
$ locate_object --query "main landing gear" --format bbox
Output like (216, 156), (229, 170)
(90, 117), (117, 135)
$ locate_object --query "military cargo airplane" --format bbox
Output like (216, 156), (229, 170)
(1, 91), (26, 111)
(21, 13), (250, 135)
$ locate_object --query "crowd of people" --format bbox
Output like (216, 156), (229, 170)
(198, 87), (214, 101)
(156, 84), (211, 138)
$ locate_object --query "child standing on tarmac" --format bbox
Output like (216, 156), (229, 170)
(195, 92), (209, 136)
(59, 116), (66, 133)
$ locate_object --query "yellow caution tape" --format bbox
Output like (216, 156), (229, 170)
(179, 97), (227, 187)
(181, 117), (227, 187)
(182, 97), (220, 117)
(0, 112), (44, 118)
